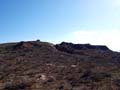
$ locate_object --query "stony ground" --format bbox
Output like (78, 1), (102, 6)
(0, 41), (120, 90)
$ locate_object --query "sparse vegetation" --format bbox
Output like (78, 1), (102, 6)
(0, 41), (120, 90)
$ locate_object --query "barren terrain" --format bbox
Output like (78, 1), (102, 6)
(0, 41), (120, 90)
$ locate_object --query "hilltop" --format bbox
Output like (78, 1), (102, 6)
(0, 40), (120, 90)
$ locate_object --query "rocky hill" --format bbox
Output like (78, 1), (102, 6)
(0, 40), (120, 90)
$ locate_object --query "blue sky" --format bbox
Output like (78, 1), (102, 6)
(0, 0), (120, 51)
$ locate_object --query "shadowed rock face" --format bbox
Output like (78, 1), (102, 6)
(55, 42), (110, 54)
(0, 41), (120, 90)
(56, 42), (109, 50)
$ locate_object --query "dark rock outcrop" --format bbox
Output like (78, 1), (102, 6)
(55, 42), (110, 54)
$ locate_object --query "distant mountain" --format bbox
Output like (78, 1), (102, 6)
(0, 40), (120, 90)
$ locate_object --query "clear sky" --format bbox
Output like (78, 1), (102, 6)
(0, 0), (120, 51)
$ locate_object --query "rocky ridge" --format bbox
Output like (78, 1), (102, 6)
(0, 41), (120, 90)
